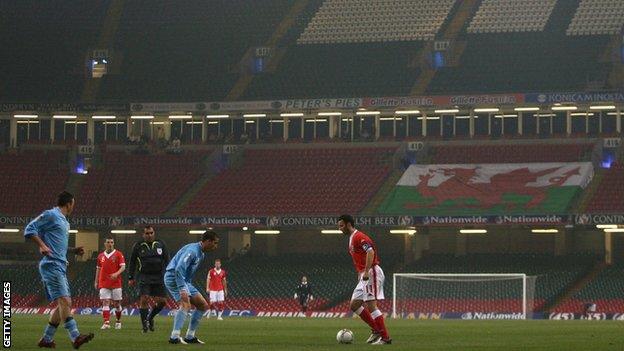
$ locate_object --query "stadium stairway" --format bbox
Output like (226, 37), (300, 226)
(164, 148), (226, 216)
(64, 172), (87, 200)
(81, 0), (125, 102)
(575, 169), (605, 213)
(604, 35), (624, 90)
(544, 261), (607, 312)
(544, 0), (581, 34)
(439, 0), (481, 40)
(361, 169), (404, 215)
(226, 0), (311, 101)
(409, 0), (479, 95)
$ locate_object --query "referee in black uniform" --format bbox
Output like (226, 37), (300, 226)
(128, 225), (170, 333)
(294, 276), (313, 312)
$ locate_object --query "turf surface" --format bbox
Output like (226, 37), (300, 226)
(7, 314), (624, 350)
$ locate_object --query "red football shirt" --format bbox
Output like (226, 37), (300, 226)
(208, 268), (227, 291)
(348, 230), (380, 273)
(97, 250), (125, 289)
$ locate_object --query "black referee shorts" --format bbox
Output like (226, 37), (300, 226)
(138, 281), (167, 298)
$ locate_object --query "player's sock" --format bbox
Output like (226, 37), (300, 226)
(140, 308), (149, 322)
(354, 306), (378, 331)
(63, 317), (80, 342)
(170, 309), (188, 339)
(371, 309), (389, 339)
(186, 310), (204, 338)
(42, 322), (58, 342)
(147, 302), (165, 320)
(115, 306), (122, 321)
(102, 306), (110, 323)
(217, 303), (224, 318)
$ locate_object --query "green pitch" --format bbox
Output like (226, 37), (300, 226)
(8, 315), (624, 350)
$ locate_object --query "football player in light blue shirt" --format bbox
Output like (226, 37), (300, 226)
(24, 191), (94, 349)
(164, 230), (219, 344)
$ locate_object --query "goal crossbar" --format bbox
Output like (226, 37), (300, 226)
(392, 273), (528, 319)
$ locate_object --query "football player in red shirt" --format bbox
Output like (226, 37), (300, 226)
(206, 259), (228, 320)
(94, 237), (126, 330)
(338, 214), (391, 345)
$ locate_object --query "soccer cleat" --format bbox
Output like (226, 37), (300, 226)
(371, 338), (392, 345)
(37, 338), (56, 348)
(72, 333), (94, 350)
(183, 337), (205, 344)
(366, 331), (382, 344)
(168, 337), (188, 345)
(217, 316), (223, 321)
(100, 322), (110, 330)
(148, 318), (155, 332)
(115, 322), (122, 329)
(141, 319), (148, 333)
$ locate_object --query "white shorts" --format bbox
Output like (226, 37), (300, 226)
(209, 290), (225, 302)
(99, 288), (123, 301)
(351, 265), (385, 302)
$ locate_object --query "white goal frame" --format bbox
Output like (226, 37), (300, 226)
(392, 273), (528, 319)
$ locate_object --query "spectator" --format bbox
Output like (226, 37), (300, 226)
(240, 131), (249, 144)
(239, 243), (250, 256)
(171, 137), (181, 153)
(208, 133), (217, 143)
(360, 128), (370, 140)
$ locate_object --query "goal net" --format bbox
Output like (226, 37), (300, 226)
(392, 273), (536, 319)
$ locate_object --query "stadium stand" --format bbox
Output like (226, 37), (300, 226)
(429, 143), (596, 164)
(0, 150), (69, 215)
(98, 0), (293, 102)
(378, 142), (596, 216)
(567, 0), (624, 36)
(182, 147), (396, 216)
(585, 162), (624, 213)
(428, 0), (613, 94)
(553, 263), (624, 314)
(4, 263), (45, 308)
(426, 34), (610, 94)
(0, 1), (108, 101)
(242, 41), (424, 100)
(467, 0), (557, 33)
(76, 151), (210, 216)
(298, 0), (456, 44)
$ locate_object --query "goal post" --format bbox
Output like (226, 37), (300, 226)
(392, 273), (535, 319)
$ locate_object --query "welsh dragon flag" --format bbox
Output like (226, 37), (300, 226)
(378, 163), (594, 215)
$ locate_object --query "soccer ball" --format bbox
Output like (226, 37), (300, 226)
(336, 329), (354, 344)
